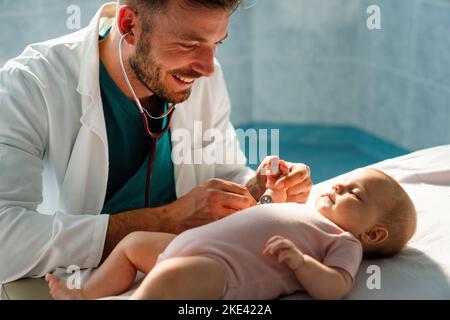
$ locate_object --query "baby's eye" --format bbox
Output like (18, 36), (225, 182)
(350, 190), (360, 200)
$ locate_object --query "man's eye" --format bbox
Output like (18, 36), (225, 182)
(181, 44), (197, 49)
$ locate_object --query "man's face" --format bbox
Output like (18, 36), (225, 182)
(129, 1), (230, 103)
(315, 168), (390, 236)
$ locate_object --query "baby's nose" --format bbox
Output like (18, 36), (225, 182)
(333, 184), (343, 194)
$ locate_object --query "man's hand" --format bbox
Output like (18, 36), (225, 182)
(171, 178), (257, 233)
(262, 235), (305, 270)
(260, 160), (289, 203)
(103, 178), (256, 261)
(255, 156), (313, 203)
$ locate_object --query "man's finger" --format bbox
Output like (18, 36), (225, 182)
(208, 179), (258, 207)
(286, 178), (313, 196)
(258, 155), (280, 175)
(279, 161), (290, 176)
(207, 178), (250, 196)
(286, 191), (311, 203)
(266, 174), (280, 190)
(214, 190), (256, 210)
(275, 165), (311, 189)
(215, 207), (239, 219)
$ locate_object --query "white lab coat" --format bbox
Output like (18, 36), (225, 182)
(0, 3), (254, 284)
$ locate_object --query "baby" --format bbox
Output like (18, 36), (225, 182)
(46, 166), (417, 300)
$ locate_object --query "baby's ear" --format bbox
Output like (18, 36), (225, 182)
(362, 226), (389, 245)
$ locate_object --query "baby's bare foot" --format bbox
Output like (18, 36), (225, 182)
(45, 273), (86, 300)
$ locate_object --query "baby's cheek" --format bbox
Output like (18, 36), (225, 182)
(316, 205), (327, 216)
(316, 201), (335, 220)
(315, 196), (331, 211)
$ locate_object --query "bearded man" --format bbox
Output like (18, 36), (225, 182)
(0, 0), (312, 285)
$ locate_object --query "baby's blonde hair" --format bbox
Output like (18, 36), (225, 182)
(364, 169), (417, 258)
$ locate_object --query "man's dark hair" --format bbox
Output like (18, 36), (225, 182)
(118, 0), (242, 14)
(117, 0), (241, 33)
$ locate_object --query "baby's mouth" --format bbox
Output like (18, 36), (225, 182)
(322, 193), (335, 204)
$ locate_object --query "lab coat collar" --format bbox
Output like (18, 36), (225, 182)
(76, 2), (116, 101)
(76, 3), (116, 146)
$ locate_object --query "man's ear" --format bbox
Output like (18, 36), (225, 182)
(117, 5), (137, 44)
(362, 226), (389, 245)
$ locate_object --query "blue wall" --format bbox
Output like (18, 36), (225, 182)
(1, 0), (449, 152)
(355, 0), (450, 151)
(0, 0), (104, 66)
(220, 0), (450, 151)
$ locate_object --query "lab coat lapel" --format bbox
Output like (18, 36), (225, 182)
(170, 101), (197, 198)
(59, 4), (114, 214)
(76, 2), (109, 143)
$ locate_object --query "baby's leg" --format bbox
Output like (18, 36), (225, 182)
(130, 256), (226, 300)
(46, 231), (176, 300)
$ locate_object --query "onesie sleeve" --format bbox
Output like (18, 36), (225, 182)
(322, 232), (363, 283)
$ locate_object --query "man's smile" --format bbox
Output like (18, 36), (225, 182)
(172, 74), (195, 88)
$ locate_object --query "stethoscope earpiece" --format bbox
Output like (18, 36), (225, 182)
(119, 30), (133, 37)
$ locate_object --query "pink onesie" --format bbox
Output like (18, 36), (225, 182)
(156, 203), (362, 299)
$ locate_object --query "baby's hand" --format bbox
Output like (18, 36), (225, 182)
(262, 235), (304, 270)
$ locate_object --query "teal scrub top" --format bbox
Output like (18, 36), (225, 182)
(99, 61), (177, 215)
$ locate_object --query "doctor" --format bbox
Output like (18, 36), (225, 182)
(0, 0), (312, 284)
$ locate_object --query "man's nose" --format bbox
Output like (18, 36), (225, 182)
(191, 46), (215, 77)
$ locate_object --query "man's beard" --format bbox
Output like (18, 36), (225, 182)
(129, 36), (194, 104)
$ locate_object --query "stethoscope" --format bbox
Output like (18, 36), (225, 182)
(119, 31), (177, 208)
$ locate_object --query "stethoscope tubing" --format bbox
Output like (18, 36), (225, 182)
(141, 110), (175, 207)
(119, 30), (176, 207)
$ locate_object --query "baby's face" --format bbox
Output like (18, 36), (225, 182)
(315, 168), (389, 237)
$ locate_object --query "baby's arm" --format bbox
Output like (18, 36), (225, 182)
(263, 236), (353, 300)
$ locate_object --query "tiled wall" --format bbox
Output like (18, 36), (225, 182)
(2, 0), (449, 151)
(0, 0), (105, 66)
(355, 0), (450, 151)
(238, 0), (450, 151)
(216, 6), (253, 125)
(250, 0), (360, 127)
